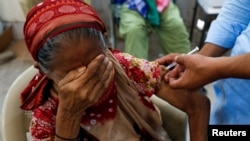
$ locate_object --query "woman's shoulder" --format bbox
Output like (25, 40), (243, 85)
(110, 48), (158, 68)
(110, 48), (161, 96)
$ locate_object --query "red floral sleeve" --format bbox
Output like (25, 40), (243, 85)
(30, 97), (58, 141)
(112, 51), (161, 97)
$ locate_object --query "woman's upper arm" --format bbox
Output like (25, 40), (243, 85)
(114, 52), (161, 97)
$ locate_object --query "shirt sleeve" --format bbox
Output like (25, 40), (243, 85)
(113, 51), (161, 97)
(205, 0), (250, 48)
(30, 97), (57, 141)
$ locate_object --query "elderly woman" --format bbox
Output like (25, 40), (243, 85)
(20, 0), (210, 141)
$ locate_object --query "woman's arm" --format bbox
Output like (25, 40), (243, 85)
(156, 65), (210, 141)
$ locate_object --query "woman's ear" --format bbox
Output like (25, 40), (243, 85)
(33, 61), (40, 69)
(33, 62), (46, 75)
(103, 32), (109, 41)
(34, 62), (54, 81)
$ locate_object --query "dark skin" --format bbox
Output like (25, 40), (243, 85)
(38, 38), (210, 141)
(157, 66), (210, 141)
(38, 38), (114, 141)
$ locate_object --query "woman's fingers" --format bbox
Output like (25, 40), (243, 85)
(80, 77), (106, 106)
(78, 55), (109, 83)
(100, 61), (113, 88)
(58, 54), (105, 87)
(78, 61), (114, 106)
(57, 54), (114, 109)
(58, 66), (86, 87)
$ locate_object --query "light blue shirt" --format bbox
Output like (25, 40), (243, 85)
(205, 0), (250, 124)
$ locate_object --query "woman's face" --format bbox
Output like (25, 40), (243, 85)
(46, 38), (104, 83)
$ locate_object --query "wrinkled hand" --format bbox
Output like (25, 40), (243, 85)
(166, 54), (219, 89)
(57, 54), (113, 119)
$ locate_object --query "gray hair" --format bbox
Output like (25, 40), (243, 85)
(37, 27), (106, 74)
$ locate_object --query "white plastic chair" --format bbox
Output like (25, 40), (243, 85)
(1, 65), (189, 141)
(1, 66), (38, 141)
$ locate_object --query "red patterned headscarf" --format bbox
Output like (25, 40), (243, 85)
(23, 0), (106, 61)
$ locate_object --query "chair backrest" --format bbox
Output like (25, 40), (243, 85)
(1, 65), (189, 141)
(1, 66), (38, 141)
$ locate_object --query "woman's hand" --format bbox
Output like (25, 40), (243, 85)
(54, 54), (113, 140)
(57, 54), (113, 119)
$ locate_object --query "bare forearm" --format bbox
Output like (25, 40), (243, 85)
(157, 86), (210, 141)
(199, 43), (228, 57)
(188, 110), (210, 141)
(187, 94), (210, 141)
(55, 107), (82, 141)
(215, 54), (250, 79)
(157, 66), (210, 141)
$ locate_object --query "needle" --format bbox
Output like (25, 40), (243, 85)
(165, 46), (200, 70)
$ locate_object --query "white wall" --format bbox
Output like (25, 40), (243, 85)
(0, 0), (25, 22)
(0, 0), (26, 40)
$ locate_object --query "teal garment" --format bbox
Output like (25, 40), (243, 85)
(145, 0), (160, 26)
(119, 1), (190, 59)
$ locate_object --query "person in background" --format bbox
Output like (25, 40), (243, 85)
(157, 0), (250, 125)
(19, 0), (42, 15)
(21, 0), (210, 140)
(113, 0), (190, 59)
